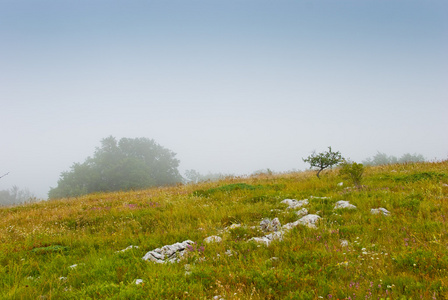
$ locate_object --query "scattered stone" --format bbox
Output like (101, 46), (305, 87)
(260, 218), (281, 232)
(340, 240), (349, 247)
(250, 231), (283, 246)
(338, 182), (344, 187)
(334, 200), (357, 210)
(296, 208), (308, 217)
(282, 220), (300, 231)
(371, 208), (390, 216)
(134, 279), (143, 285)
(142, 240), (195, 264)
(228, 224), (241, 230)
(297, 214), (321, 229)
(204, 236), (222, 243)
(225, 249), (234, 256)
(281, 199), (309, 209)
(184, 264), (192, 276)
(117, 245), (139, 253)
(250, 236), (271, 246)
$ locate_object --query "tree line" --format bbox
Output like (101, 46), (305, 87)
(2, 138), (429, 203)
(0, 186), (36, 206)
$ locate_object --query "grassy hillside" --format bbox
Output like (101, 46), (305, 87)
(1, 161), (447, 299)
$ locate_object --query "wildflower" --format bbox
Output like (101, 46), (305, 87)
(387, 284), (395, 289)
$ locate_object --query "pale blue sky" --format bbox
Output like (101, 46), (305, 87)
(1, 0), (447, 198)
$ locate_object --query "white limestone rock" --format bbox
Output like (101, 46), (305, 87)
(228, 223), (241, 230)
(250, 230), (283, 246)
(142, 240), (195, 263)
(371, 208), (390, 216)
(117, 245), (139, 253)
(204, 235), (222, 243)
(296, 214), (321, 229)
(250, 236), (271, 246)
(260, 217), (281, 232)
(281, 199), (309, 209)
(282, 220), (300, 231)
(334, 200), (357, 210)
(296, 208), (308, 217)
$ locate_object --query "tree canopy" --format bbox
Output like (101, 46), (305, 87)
(303, 147), (344, 178)
(48, 136), (182, 198)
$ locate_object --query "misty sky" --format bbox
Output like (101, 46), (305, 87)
(1, 0), (447, 199)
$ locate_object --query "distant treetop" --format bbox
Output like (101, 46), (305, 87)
(48, 136), (182, 199)
(362, 152), (425, 166)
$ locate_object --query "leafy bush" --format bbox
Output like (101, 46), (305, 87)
(339, 161), (365, 187)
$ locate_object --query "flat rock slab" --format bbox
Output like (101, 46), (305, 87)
(142, 240), (194, 263)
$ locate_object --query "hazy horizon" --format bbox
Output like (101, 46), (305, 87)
(1, 0), (447, 199)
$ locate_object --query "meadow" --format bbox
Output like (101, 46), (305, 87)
(1, 161), (447, 299)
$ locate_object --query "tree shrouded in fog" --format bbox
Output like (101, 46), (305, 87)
(0, 185), (36, 206)
(48, 136), (182, 198)
(362, 152), (425, 166)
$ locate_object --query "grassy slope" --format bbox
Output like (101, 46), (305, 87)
(1, 161), (447, 299)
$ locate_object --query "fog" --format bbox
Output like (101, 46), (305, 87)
(1, 1), (447, 199)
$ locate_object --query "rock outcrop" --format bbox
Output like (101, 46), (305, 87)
(281, 199), (309, 209)
(260, 217), (281, 232)
(371, 208), (390, 216)
(296, 208), (308, 217)
(296, 214), (321, 229)
(334, 200), (357, 210)
(142, 240), (195, 263)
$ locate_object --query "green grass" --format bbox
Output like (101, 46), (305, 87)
(1, 161), (448, 299)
